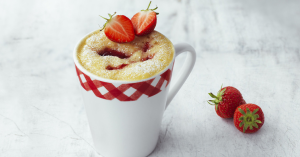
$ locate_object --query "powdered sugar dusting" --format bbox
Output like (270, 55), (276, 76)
(77, 30), (174, 81)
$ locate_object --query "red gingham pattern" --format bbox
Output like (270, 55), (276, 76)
(75, 65), (172, 101)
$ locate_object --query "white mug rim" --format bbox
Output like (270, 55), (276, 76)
(73, 30), (175, 84)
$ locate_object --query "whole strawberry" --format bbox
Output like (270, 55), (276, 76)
(100, 12), (135, 43)
(234, 104), (264, 133)
(208, 86), (245, 118)
(131, 1), (158, 36)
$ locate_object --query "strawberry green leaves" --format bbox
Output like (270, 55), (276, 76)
(238, 108), (262, 132)
(208, 87), (226, 110)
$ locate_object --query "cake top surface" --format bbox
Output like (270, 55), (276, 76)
(77, 30), (174, 81)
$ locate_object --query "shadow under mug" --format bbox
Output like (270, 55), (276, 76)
(73, 31), (196, 157)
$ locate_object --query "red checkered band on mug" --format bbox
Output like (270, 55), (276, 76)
(75, 63), (174, 101)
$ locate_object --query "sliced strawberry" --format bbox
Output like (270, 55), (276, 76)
(131, 1), (158, 36)
(100, 13), (135, 43)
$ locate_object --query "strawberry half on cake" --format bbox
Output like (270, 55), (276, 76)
(131, 1), (159, 36)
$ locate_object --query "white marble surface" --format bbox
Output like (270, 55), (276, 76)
(1, 0), (300, 156)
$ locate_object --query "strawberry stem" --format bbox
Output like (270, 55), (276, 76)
(99, 12), (117, 31)
(208, 85), (226, 110)
(108, 12), (116, 18)
(147, 1), (152, 10)
(142, 1), (159, 15)
(99, 15), (108, 20)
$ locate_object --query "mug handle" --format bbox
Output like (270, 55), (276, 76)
(165, 43), (196, 109)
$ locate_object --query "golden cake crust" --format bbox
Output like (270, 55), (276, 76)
(77, 30), (174, 81)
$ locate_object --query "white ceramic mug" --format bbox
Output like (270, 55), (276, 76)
(73, 32), (196, 157)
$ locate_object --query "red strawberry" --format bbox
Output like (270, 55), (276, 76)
(241, 99), (246, 105)
(131, 1), (158, 36)
(234, 104), (264, 133)
(100, 12), (135, 43)
(208, 86), (245, 118)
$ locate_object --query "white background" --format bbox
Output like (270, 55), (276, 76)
(0, 0), (300, 156)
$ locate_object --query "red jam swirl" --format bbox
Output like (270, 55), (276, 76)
(98, 48), (129, 59)
(106, 64), (129, 70)
(142, 42), (150, 52)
